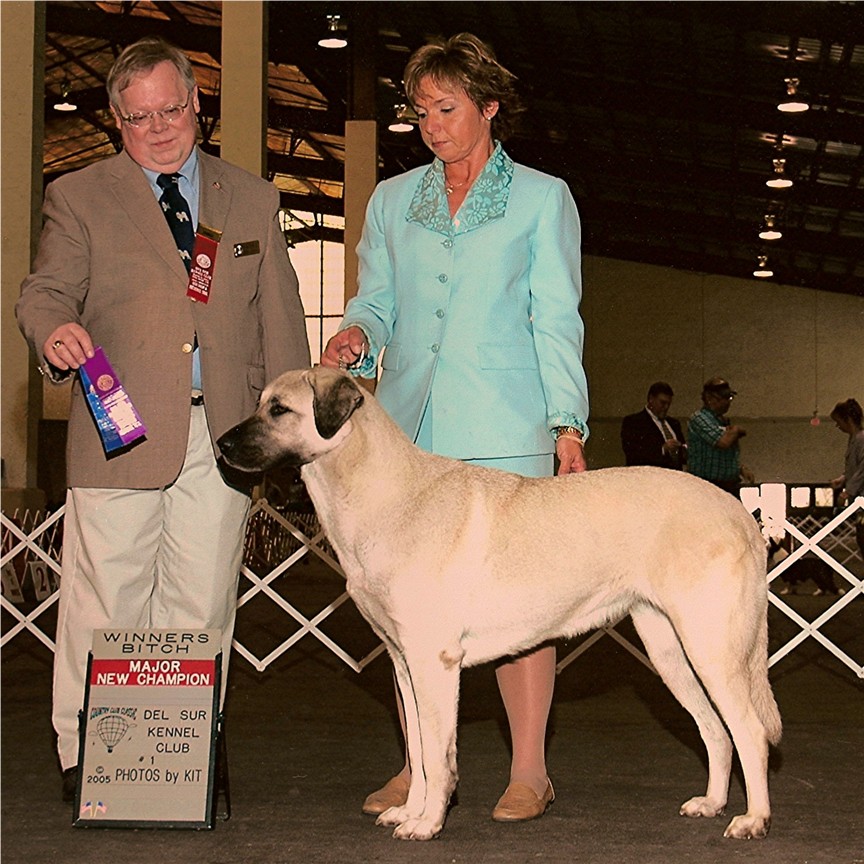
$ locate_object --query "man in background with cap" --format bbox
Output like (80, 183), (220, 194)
(688, 377), (751, 495)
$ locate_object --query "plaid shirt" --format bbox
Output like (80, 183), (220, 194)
(687, 407), (740, 482)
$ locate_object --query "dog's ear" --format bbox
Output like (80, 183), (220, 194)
(310, 370), (365, 439)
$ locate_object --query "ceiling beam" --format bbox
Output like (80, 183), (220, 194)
(280, 191), (343, 217)
(269, 154), (343, 183)
(45, 4), (221, 58)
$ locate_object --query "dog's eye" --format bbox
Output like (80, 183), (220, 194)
(269, 402), (292, 417)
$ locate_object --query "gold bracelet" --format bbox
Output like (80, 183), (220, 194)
(554, 425), (584, 443)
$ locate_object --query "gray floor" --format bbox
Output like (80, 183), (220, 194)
(3, 565), (863, 864)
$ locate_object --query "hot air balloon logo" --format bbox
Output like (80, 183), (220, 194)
(94, 713), (135, 753)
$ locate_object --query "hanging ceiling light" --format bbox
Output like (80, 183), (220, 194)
(758, 214), (782, 241)
(777, 77), (809, 113)
(766, 157), (793, 189)
(753, 255), (774, 278)
(53, 81), (77, 112)
(318, 14), (347, 49)
(387, 104), (414, 133)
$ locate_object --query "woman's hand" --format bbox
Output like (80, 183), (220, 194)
(556, 435), (586, 475)
(321, 326), (368, 370)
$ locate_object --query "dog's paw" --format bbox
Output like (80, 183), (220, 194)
(679, 795), (726, 819)
(723, 813), (770, 840)
(376, 805), (412, 827)
(391, 817), (442, 841)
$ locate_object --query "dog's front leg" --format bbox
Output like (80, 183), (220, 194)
(376, 651), (428, 830)
(379, 644), (463, 840)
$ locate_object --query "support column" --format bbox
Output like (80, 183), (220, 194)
(343, 121), (378, 300)
(220, 1), (267, 176)
(1, 3), (46, 509)
(343, 6), (378, 304)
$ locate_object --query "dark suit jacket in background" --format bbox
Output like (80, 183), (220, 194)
(17, 148), (310, 489)
(621, 408), (686, 469)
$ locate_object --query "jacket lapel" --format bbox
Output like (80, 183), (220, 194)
(198, 151), (232, 237)
(106, 151), (189, 281)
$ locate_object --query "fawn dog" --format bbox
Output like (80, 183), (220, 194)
(218, 366), (781, 841)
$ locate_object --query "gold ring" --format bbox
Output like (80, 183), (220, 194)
(53, 340), (63, 349)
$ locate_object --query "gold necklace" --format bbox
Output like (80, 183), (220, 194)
(444, 174), (470, 196)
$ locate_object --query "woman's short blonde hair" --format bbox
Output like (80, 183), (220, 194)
(403, 33), (525, 141)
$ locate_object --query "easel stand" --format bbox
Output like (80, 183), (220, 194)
(73, 628), (223, 829)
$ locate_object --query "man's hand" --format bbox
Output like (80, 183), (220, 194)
(43, 324), (94, 371)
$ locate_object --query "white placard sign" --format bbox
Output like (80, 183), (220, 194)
(74, 629), (221, 829)
(28, 560), (55, 600)
(1, 562), (24, 604)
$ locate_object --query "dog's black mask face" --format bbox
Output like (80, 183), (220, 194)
(217, 368), (364, 473)
(217, 413), (307, 472)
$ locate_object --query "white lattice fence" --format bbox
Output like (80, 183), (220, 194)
(1, 506), (64, 651)
(765, 497), (864, 677)
(233, 498), (385, 672)
(3, 487), (862, 679)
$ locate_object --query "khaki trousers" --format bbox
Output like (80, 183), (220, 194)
(53, 406), (250, 770)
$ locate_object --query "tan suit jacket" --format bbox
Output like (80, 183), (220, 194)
(17, 148), (310, 488)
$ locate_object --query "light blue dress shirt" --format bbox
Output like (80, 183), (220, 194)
(142, 148), (202, 391)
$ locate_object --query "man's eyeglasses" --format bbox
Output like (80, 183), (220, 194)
(120, 95), (191, 128)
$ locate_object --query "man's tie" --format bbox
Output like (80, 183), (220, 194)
(157, 173), (194, 272)
(157, 173), (200, 373)
(659, 417), (682, 467)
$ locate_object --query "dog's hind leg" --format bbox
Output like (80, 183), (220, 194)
(670, 613), (776, 839)
(630, 604), (733, 820)
(380, 642), (463, 841)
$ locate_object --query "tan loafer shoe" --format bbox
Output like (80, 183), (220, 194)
(361, 774), (410, 815)
(491, 779), (555, 822)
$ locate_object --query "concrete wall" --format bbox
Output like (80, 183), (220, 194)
(580, 256), (864, 484)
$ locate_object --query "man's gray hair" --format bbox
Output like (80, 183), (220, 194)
(107, 36), (196, 109)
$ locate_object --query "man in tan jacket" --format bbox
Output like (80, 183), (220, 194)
(16, 37), (310, 801)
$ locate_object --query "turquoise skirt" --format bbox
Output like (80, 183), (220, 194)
(416, 401), (553, 479)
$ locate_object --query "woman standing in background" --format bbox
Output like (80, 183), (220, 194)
(830, 398), (864, 559)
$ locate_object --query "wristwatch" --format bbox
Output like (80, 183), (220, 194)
(554, 425), (584, 442)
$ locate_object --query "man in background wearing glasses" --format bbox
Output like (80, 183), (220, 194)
(687, 377), (752, 495)
(16, 36), (309, 803)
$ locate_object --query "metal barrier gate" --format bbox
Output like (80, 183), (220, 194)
(3, 485), (862, 679)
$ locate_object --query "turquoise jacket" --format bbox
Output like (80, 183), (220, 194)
(343, 144), (589, 460)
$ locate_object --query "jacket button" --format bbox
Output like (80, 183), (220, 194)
(181, 343), (194, 354)
(436, 308), (445, 318)
(437, 273), (448, 283)
(431, 343), (440, 353)
(442, 239), (453, 248)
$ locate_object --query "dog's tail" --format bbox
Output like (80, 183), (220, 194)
(750, 616), (783, 746)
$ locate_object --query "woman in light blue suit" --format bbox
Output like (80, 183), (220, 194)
(323, 33), (589, 824)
